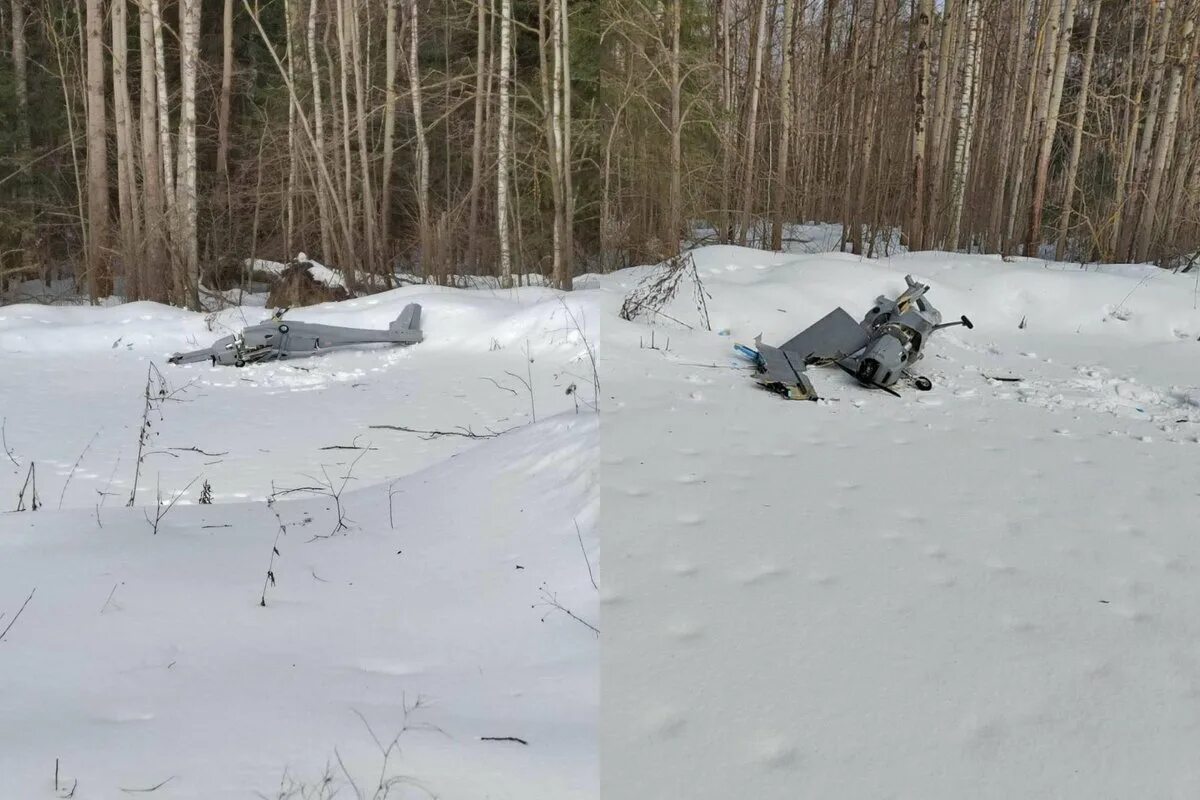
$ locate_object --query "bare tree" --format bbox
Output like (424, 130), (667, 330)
(217, 0), (234, 183)
(176, 0), (201, 308)
(948, 0), (980, 250)
(1055, 0), (1102, 261)
(381, 0), (400, 258)
(11, 0), (30, 168)
(84, 0), (111, 300)
(138, 0), (166, 302)
(770, 0), (797, 251)
(409, 0), (432, 270)
(112, 0), (140, 299)
(737, 0), (770, 245)
(497, 0), (514, 285)
(910, 0), (933, 251)
(1135, 17), (1195, 262)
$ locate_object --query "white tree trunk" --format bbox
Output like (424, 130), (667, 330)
(217, 0), (234, 181)
(559, 0), (573, 289)
(948, 0), (980, 249)
(150, 0), (176, 303)
(350, 0), (376, 272)
(497, 0), (513, 283)
(177, 0), (201, 308)
(137, 0), (166, 301)
(307, 0), (333, 263)
(284, 0), (297, 256)
(409, 0), (431, 270)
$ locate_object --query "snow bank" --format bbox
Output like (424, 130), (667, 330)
(608, 247), (1200, 346)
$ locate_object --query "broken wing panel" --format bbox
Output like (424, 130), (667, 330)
(779, 307), (871, 361)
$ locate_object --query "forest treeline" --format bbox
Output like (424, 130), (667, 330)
(601, 0), (1200, 269)
(0, 0), (1198, 307)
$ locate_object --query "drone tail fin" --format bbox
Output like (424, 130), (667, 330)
(389, 303), (423, 344)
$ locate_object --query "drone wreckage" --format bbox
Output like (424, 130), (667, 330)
(169, 303), (423, 367)
(736, 276), (972, 400)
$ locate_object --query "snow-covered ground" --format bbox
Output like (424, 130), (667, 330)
(8, 239), (1200, 798)
(0, 287), (599, 798)
(599, 246), (1200, 798)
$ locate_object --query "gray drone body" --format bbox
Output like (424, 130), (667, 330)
(745, 276), (971, 399)
(169, 303), (423, 367)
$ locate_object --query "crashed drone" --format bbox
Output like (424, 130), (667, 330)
(169, 303), (423, 367)
(736, 276), (971, 400)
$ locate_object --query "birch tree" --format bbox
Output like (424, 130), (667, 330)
(497, 0), (513, 284)
(177, 0), (201, 308)
(910, 0), (933, 251)
(137, 0), (166, 302)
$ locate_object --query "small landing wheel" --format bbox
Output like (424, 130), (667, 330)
(914, 376), (933, 391)
(234, 358), (246, 367)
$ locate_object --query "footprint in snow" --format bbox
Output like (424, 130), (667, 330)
(734, 564), (789, 586)
(668, 561), (699, 577)
(666, 619), (705, 642)
(748, 738), (799, 770)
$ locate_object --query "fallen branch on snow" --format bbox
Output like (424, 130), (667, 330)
(0, 587), (35, 643)
(481, 736), (528, 745)
(369, 424), (508, 440)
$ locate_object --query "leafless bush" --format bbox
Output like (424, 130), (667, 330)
(258, 699), (439, 800)
(271, 448), (370, 540)
(15, 462), (40, 511)
(260, 494), (287, 607)
(143, 475), (200, 535)
(618, 251), (711, 331)
(128, 363), (194, 507)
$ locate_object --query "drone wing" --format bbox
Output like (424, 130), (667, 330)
(779, 307), (870, 361)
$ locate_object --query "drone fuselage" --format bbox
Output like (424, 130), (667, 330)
(744, 275), (967, 399)
(169, 303), (423, 367)
(852, 280), (943, 387)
